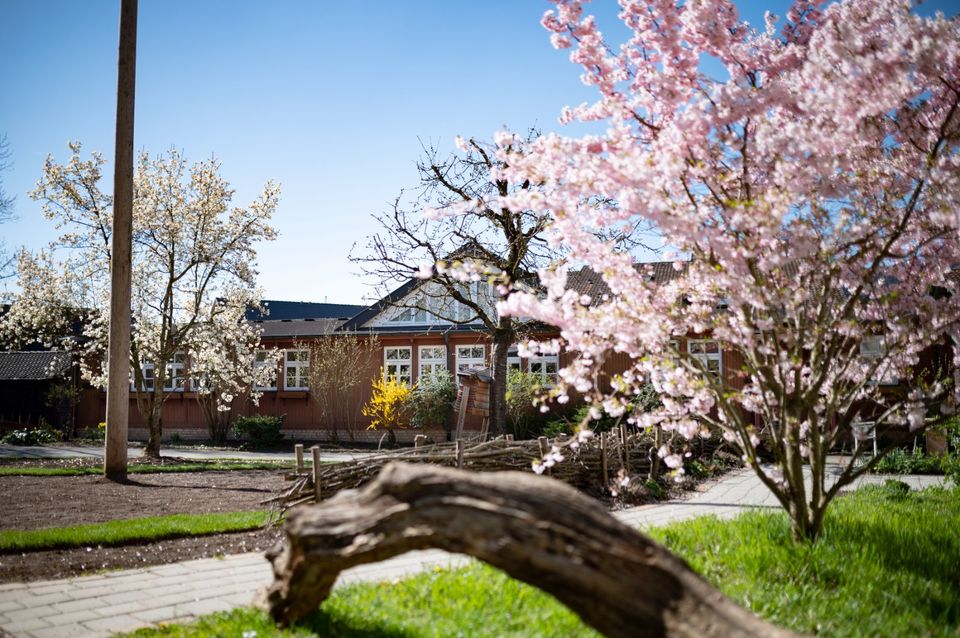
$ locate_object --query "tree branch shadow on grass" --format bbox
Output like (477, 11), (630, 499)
(819, 489), (960, 625)
(301, 608), (417, 638)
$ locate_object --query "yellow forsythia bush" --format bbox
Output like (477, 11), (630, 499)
(363, 371), (413, 444)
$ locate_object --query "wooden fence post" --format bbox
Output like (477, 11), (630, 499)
(600, 432), (608, 487)
(619, 424), (630, 474)
(295, 444), (304, 474)
(311, 446), (321, 503)
(456, 439), (465, 469)
(538, 436), (551, 476)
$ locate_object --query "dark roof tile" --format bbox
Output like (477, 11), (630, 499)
(0, 351), (72, 381)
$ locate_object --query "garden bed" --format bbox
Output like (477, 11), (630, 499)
(0, 466), (285, 582)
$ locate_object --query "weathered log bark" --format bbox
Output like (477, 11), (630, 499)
(258, 462), (801, 638)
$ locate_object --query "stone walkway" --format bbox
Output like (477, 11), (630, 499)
(0, 467), (947, 637)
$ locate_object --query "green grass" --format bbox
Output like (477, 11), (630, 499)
(119, 484), (960, 638)
(648, 483), (960, 638)
(0, 511), (271, 552)
(123, 564), (599, 638)
(0, 460), (295, 476)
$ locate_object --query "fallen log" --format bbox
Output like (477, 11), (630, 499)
(257, 462), (801, 638)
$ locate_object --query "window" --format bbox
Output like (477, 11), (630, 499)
(191, 372), (210, 393)
(860, 336), (897, 385)
(688, 340), (721, 381)
(254, 350), (277, 391)
(507, 345), (521, 373)
(454, 281), (494, 322)
(164, 352), (186, 392)
(388, 294), (448, 324)
(418, 345), (447, 380)
(860, 335), (884, 359)
(132, 363), (155, 392)
(384, 347), (413, 385)
(284, 350), (310, 390)
(456, 345), (486, 376)
(529, 354), (559, 386)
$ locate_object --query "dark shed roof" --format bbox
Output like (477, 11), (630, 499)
(0, 351), (72, 381)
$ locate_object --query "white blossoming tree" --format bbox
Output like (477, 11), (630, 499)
(0, 143), (279, 456)
(188, 296), (281, 444)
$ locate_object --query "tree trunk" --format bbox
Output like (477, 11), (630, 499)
(258, 462), (802, 638)
(144, 398), (162, 457)
(489, 327), (511, 438)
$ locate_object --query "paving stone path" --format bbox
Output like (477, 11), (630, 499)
(0, 466), (947, 637)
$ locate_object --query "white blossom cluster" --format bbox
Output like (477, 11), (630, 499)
(0, 143), (280, 445)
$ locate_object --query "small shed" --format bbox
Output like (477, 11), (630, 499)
(0, 351), (74, 433)
(453, 369), (491, 440)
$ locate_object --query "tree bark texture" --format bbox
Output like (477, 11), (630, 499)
(258, 462), (801, 638)
(489, 327), (512, 438)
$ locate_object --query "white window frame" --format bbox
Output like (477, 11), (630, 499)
(456, 345), (486, 381)
(860, 335), (885, 359)
(254, 350), (278, 391)
(529, 354), (560, 387)
(860, 336), (898, 386)
(507, 345), (522, 374)
(164, 352), (186, 392)
(132, 362), (155, 392)
(418, 345), (447, 381)
(384, 346), (413, 385)
(454, 281), (494, 323)
(284, 349), (310, 391)
(688, 339), (722, 381)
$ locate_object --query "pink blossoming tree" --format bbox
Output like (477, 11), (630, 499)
(487, 0), (960, 541)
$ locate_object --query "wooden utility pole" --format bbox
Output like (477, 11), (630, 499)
(104, 0), (138, 481)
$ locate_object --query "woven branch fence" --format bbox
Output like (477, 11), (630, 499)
(265, 428), (728, 513)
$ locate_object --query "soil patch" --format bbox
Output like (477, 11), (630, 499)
(0, 528), (284, 583)
(0, 466), (286, 583)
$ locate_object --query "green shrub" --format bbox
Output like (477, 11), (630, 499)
(232, 414), (285, 450)
(409, 371), (456, 429)
(1, 422), (61, 446)
(542, 418), (574, 438)
(505, 370), (550, 439)
(873, 447), (945, 475)
(543, 383), (664, 438)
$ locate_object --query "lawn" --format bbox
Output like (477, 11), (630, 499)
(0, 511), (271, 551)
(121, 482), (960, 638)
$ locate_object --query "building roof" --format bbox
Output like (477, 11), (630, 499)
(247, 300), (367, 322)
(0, 351), (72, 381)
(566, 262), (684, 301)
(257, 318), (345, 339)
(337, 279), (423, 332)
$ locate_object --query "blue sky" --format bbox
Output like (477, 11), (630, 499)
(1, 1), (955, 304)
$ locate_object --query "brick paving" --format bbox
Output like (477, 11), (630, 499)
(0, 466), (948, 637)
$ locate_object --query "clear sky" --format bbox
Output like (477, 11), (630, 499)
(1, 1), (955, 305)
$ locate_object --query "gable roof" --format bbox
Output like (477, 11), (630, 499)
(247, 300), (366, 322)
(337, 279), (423, 332)
(0, 351), (72, 381)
